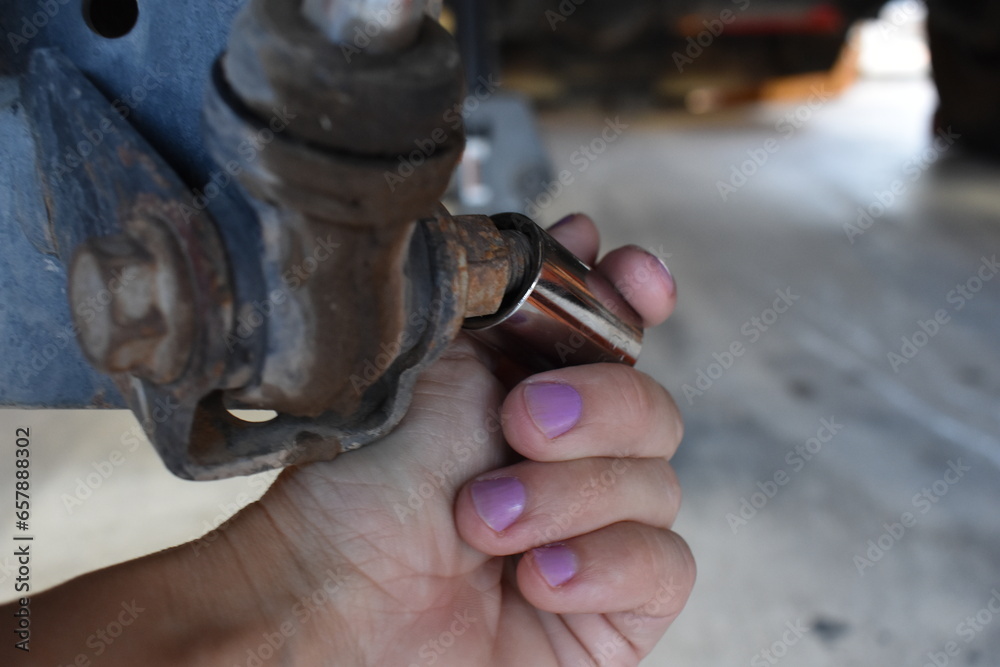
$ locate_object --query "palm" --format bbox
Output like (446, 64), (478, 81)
(265, 340), (609, 665)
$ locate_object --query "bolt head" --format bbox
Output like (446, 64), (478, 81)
(69, 224), (194, 383)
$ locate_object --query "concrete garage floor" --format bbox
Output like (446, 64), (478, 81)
(551, 77), (1000, 665)
(2, 74), (999, 665)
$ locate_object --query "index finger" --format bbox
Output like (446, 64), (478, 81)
(548, 215), (677, 327)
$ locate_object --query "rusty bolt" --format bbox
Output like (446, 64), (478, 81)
(69, 218), (196, 384)
(451, 214), (532, 319)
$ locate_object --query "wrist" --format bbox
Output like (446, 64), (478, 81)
(20, 504), (290, 667)
(211, 483), (360, 665)
(151, 504), (299, 666)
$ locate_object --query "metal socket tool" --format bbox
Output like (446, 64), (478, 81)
(465, 213), (644, 370)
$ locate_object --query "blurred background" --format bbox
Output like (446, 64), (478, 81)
(3, 0), (1000, 664)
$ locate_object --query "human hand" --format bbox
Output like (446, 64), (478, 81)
(236, 214), (694, 666)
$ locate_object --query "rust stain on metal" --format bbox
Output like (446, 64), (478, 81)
(452, 214), (518, 318)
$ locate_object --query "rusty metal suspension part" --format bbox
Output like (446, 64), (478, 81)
(66, 0), (642, 480)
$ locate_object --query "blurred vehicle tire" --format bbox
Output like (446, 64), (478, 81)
(928, 0), (1000, 156)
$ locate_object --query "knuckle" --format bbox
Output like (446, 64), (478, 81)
(658, 388), (684, 454)
(632, 527), (666, 585)
(610, 367), (655, 435)
(634, 532), (694, 619)
(652, 461), (682, 520)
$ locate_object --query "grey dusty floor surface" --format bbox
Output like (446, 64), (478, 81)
(2, 74), (999, 666)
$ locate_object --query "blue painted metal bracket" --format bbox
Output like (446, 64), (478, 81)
(0, 1), (262, 409)
(0, 71), (125, 408)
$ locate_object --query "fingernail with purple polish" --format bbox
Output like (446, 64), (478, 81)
(653, 255), (676, 296)
(524, 383), (582, 439)
(549, 213), (578, 230)
(471, 477), (526, 533)
(533, 543), (578, 587)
